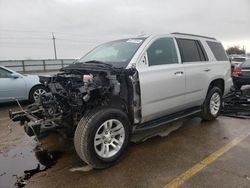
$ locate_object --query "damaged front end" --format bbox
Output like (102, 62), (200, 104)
(10, 62), (140, 137)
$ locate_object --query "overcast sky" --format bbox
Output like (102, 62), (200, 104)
(0, 0), (249, 60)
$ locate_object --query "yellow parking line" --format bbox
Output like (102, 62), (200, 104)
(164, 133), (249, 188)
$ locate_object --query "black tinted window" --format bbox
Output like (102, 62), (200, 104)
(147, 38), (178, 66)
(207, 41), (228, 61)
(177, 39), (207, 62)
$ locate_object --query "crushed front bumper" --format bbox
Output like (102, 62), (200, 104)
(9, 109), (59, 137)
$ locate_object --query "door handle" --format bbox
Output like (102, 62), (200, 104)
(204, 69), (211, 72)
(174, 71), (184, 75)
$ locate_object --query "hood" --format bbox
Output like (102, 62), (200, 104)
(23, 74), (41, 84)
(61, 61), (134, 75)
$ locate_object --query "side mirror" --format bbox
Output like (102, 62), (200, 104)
(10, 73), (20, 79)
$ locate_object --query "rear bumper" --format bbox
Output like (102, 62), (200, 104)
(233, 76), (250, 85)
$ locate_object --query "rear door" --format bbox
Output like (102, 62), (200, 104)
(176, 38), (211, 108)
(137, 37), (185, 123)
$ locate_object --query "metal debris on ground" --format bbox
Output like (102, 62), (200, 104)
(222, 86), (250, 119)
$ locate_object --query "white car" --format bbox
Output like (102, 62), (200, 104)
(11, 33), (232, 168)
(0, 66), (47, 103)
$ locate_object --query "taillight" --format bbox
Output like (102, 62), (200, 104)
(232, 68), (242, 76)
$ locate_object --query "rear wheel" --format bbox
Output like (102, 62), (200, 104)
(201, 87), (222, 121)
(74, 108), (130, 169)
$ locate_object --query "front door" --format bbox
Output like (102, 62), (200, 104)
(137, 37), (185, 123)
(0, 68), (26, 102)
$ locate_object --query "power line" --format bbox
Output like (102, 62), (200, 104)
(0, 29), (88, 38)
(0, 29), (132, 39)
(57, 38), (97, 44)
(0, 37), (50, 40)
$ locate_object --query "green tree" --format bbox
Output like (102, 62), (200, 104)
(226, 46), (246, 55)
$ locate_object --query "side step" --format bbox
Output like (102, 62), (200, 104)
(134, 107), (201, 132)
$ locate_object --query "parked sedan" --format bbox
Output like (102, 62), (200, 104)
(232, 59), (250, 90)
(0, 66), (47, 103)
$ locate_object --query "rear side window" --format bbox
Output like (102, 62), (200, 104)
(176, 38), (208, 62)
(207, 41), (228, 61)
(147, 37), (178, 66)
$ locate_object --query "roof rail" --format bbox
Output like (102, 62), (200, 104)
(171, 32), (216, 40)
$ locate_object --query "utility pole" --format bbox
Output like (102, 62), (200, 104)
(52, 32), (57, 59)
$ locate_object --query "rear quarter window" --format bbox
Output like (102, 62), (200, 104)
(206, 41), (228, 61)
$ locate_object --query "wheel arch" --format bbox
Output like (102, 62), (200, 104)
(105, 95), (133, 122)
(208, 78), (225, 95)
(28, 84), (47, 101)
(28, 84), (45, 95)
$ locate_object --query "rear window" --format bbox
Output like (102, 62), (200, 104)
(207, 41), (228, 61)
(232, 57), (246, 62)
(241, 59), (250, 68)
(176, 38), (208, 62)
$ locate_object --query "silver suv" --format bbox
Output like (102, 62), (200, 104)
(11, 32), (232, 169)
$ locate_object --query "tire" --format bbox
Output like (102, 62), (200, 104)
(29, 85), (47, 103)
(201, 86), (222, 121)
(74, 107), (131, 169)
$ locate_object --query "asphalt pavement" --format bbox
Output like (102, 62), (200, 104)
(0, 103), (250, 188)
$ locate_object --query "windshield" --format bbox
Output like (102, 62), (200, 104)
(78, 38), (145, 68)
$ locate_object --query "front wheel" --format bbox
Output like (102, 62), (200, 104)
(201, 87), (222, 121)
(29, 85), (47, 103)
(74, 108), (131, 169)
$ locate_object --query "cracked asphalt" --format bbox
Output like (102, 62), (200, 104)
(0, 102), (250, 188)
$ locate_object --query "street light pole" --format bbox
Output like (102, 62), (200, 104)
(52, 32), (57, 60)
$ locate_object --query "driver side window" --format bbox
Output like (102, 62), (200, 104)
(0, 68), (12, 78)
(147, 37), (178, 66)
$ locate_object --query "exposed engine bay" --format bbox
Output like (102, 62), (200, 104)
(10, 62), (141, 137)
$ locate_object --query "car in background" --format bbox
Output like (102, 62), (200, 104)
(232, 59), (250, 90)
(0, 66), (47, 103)
(230, 56), (247, 68)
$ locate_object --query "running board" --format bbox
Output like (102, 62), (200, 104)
(134, 107), (201, 132)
